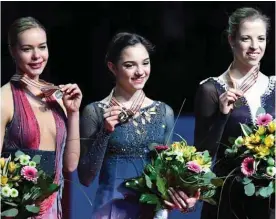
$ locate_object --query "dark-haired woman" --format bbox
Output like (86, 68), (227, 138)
(194, 7), (275, 219)
(78, 32), (199, 219)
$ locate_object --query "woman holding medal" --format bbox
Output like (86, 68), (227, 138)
(194, 7), (275, 219)
(1, 17), (82, 218)
(78, 32), (199, 218)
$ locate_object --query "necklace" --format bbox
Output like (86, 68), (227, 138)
(109, 90), (146, 123)
(226, 64), (259, 108)
(11, 74), (63, 99)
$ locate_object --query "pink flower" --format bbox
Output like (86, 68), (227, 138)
(155, 145), (169, 153)
(186, 161), (202, 173)
(21, 166), (38, 182)
(256, 113), (273, 126)
(241, 157), (255, 177)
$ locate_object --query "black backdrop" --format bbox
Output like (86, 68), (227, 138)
(2, 1), (275, 114)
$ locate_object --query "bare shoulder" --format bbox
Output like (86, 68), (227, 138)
(1, 82), (14, 123)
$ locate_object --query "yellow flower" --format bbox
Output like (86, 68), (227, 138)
(268, 121), (276, 133)
(193, 155), (212, 168)
(254, 145), (270, 158)
(1, 176), (8, 185)
(250, 134), (261, 144)
(8, 162), (16, 173)
(257, 126), (266, 135)
(244, 136), (255, 149)
(182, 146), (196, 159)
(264, 135), (275, 148)
(171, 142), (183, 151)
(0, 158), (5, 169)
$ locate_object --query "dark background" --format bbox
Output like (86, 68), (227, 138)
(1, 1), (275, 114)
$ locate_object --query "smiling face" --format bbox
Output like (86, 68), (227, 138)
(229, 18), (267, 69)
(108, 43), (151, 93)
(11, 27), (48, 79)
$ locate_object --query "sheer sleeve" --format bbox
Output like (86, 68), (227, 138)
(194, 81), (230, 157)
(77, 103), (111, 187)
(163, 104), (175, 145)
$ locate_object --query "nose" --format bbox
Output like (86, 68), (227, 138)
(250, 39), (259, 50)
(135, 66), (144, 76)
(31, 49), (40, 60)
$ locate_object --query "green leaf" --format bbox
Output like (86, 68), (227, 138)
(145, 174), (152, 189)
(156, 175), (167, 198)
(241, 177), (252, 185)
(1, 208), (19, 216)
(255, 107), (266, 117)
(3, 201), (18, 207)
(32, 155), (41, 164)
(200, 197), (217, 205)
(201, 189), (216, 199)
(139, 193), (160, 205)
(15, 150), (25, 158)
(210, 178), (224, 187)
(258, 186), (274, 198)
(26, 205), (40, 213)
(240, 124), (253, 137)
(228, 137), (237, 145)
(225, 149), (236, 156)
(244, 183), (255, 196)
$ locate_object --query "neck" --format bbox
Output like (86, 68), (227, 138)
(114, 85), (142, 104)
(230, 59), (258, 80)
(16, 68), (40, 82)
(16, 68), (42, 96)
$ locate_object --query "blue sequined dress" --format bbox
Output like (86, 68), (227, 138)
(78, 100), (174, 219)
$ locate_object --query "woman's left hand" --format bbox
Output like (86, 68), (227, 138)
(59, 83), (83, 113)
(164, 187), (200, 213)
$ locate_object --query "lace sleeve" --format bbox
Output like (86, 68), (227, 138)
(194, 81), (230, 157)
(164, 104), (175, 145)
(77, 103), (111, 187)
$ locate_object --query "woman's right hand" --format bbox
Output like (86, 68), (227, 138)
(103, 106), (122, 132)
(219, 88), (243, 114)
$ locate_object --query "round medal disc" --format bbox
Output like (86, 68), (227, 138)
(118, 110), (129, 123)
(234, 98), (243, 108)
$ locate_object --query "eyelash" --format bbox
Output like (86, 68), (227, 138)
(241, 37), (266, 42)
(22, 46), (47, 52)
(125, 62), (150, 68)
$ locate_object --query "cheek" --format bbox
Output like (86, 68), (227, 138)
(15, 52), (32, 65)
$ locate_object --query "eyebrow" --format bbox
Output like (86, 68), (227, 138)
(21, 42), (47, 47)
(122, 58), (150, 64)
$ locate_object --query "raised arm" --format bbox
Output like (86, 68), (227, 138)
(77, 103), (111, 187)
(194, 81), (229, 157)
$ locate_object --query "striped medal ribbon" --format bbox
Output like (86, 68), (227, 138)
(11, 74), (63, 99)
(109, 90), (145, 123)
(227, 64), (259, 108)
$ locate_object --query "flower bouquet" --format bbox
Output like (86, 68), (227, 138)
(125, 137), (223, 217)
(0, 150), (60, 218)
(225, 107), (275, 198)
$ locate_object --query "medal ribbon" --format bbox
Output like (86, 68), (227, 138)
(109, 90), (145, 118)
(11, 74), (62, 97)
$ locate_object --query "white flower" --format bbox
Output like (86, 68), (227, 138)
(10, 188), (19, 198)
(1, 186), (11, 197)
(19, 155), (31, 166)
(29, 161), (36, 167)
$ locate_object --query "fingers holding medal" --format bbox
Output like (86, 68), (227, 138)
(103, 106), (123, 133)
(219, 88), (243, 114)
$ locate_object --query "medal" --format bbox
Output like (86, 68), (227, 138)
(110, 90), (145, 124)
(234, 98), (244, 108)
